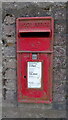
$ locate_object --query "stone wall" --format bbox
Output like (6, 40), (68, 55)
(2, 2), (66, 118)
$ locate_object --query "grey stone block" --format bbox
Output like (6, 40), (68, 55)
(2, 107), (21, 118)
(53, 81), (66, 93)
(6, 59), (16, 69)
(2, 24), (15, 36)
(54, 33), (66, 46)
(2, 36), (16, 44)
(53, 56), (66, 69)
(5, 69), (16, 80)
(53, 92), (66, 103)
(54, 46), (66, 57)
(4, 14), (15, 25)
(53, 69), (66, 82)
(2, 106), (66, 118)
(6, 90), (16, 100)
(2, 89), (17, 106)
(4, 79), (16, 91)
(2, 99), (17, 108)
(3, 46), (16, 57)
(55, 20), (66, 34)
(53, 102), (66, 110)
(52, 5), (66, 20)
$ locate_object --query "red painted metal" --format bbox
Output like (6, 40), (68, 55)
(16, 17), (54, 103)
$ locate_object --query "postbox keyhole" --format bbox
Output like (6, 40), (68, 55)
(24, 76), (26, 78)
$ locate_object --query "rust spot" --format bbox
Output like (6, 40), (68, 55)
(6, 43), (14, 46)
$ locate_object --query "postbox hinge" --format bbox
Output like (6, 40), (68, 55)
(17, 50), (53, 54)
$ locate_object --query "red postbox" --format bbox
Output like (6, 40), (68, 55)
(16, 17), (54, 103)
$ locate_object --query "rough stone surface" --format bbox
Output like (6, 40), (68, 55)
(4, 14), (15, 25)
(3, 79), (16, 91)
(53, 69), (66, 83)
(5, 69), (16, 80)
(2, 2), (66, 119)
(2, 36), (16, 44)
(3, 46), (16, 57)
(54, 46), (66, 57)
(53, 56), (66, 69)
(6, 59), (16, 68)
(2, 24), (15, 36)
(54, 32), (66, 46)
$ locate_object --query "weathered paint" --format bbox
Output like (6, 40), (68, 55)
(16, 17), (54, 103)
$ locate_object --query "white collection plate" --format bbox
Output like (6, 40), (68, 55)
(27, 62), (42, 88)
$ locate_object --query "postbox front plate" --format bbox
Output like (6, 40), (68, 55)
(16, 17), (54, 103)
